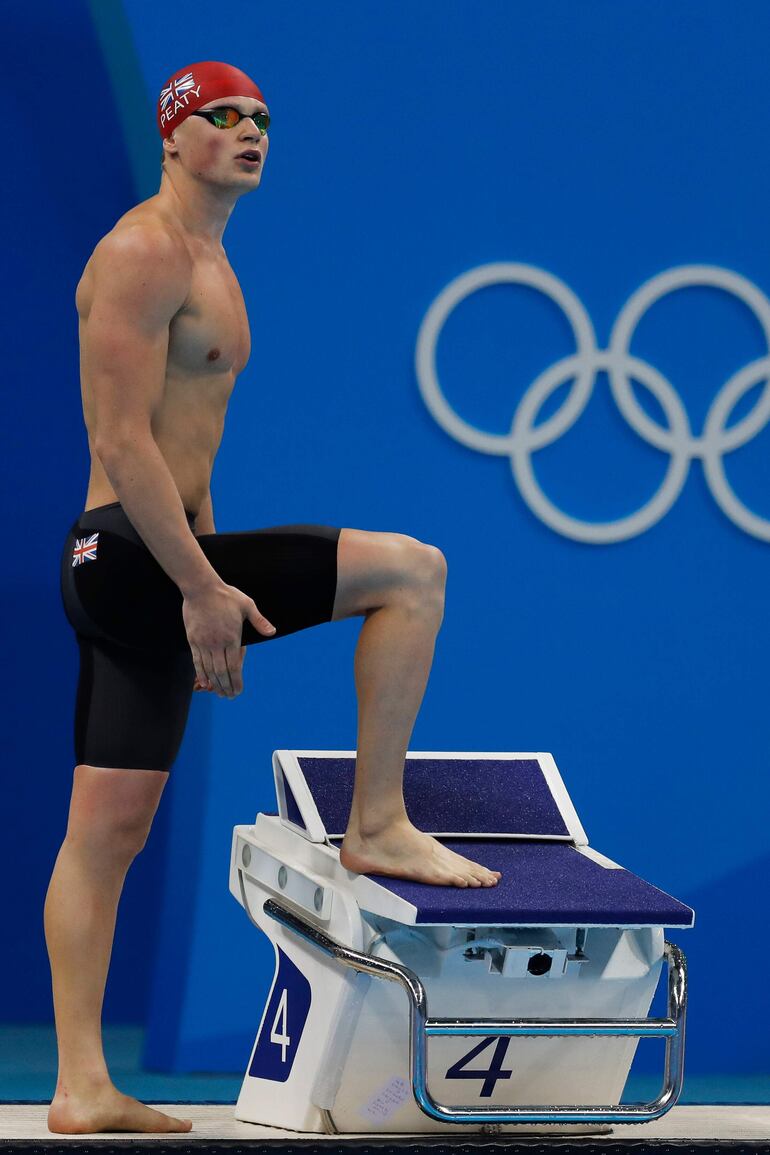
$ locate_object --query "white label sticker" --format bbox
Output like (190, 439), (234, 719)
(360, 1075), (410, 1121)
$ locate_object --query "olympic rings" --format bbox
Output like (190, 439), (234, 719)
(415, 263), (770, 543)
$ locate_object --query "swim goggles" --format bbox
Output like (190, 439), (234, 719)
(190, 106), (270, 136)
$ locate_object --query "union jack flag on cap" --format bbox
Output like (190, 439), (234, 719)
(72, 532), (99, 566)
(159, 71), (198, 114)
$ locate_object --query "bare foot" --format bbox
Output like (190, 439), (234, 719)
(48, 1084), (193, 1135)
(340, 819), (501, 887)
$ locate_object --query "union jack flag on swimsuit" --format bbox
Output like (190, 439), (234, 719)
(72, 532), (99, 566)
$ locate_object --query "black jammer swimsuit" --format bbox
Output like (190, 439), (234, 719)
(59, 501), (341, 771)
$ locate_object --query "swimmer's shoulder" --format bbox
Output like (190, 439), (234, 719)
(76, 202), (193, 319)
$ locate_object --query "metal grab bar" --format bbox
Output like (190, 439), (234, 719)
(263, 898), (687, 1126)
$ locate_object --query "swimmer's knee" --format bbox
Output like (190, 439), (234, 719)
(401, 539), (447, 590)
(67, 764), (169, 861)
(426, 543), (448, 582)
(384, 540), (447, 620)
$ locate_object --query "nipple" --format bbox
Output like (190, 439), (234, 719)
(207, 348), (221, 362)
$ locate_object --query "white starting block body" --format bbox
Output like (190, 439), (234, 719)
(229, 751), (694, 1135)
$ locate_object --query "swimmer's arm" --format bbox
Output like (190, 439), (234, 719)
(194, 491), (216, 535)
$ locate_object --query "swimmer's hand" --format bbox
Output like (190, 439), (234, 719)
(183, 580), (276, 698)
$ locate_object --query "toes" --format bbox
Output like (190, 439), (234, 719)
(166, 1116), (192, 1132)
(441, 849), (501, 888)
(456, 857), (498, 887)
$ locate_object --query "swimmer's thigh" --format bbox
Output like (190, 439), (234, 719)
(73, 635), (194, 772)
(197, 523), (341, 644)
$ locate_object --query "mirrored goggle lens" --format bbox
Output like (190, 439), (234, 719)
(210, 107), (269, 133)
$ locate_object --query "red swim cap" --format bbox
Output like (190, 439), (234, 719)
(158, 61), (265, 140)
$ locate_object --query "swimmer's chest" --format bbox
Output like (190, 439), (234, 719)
(168, 257), (251, 377)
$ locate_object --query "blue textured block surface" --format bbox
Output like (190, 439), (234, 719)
(332, 840), (695, 926)
(296, 756), (571, 838)
(282, 774), (306, 832)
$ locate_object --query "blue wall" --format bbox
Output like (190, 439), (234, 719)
(4, 0), (769, 1079)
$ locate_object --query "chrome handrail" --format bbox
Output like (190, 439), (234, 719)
(263, 898), (687, 1125)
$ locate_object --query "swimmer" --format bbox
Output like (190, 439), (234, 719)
(46, 60), (500, 1137)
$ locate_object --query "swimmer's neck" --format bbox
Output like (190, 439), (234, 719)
(155, 167), (239, 245)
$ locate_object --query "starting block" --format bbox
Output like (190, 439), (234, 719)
(229, 751), (693, 1135)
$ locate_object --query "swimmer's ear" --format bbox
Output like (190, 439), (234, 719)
(162, 133), (179, 162)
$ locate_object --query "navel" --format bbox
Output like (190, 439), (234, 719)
(207, 347), (221, 362)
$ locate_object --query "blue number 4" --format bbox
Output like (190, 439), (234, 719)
(445, 1037), (513, 1098)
